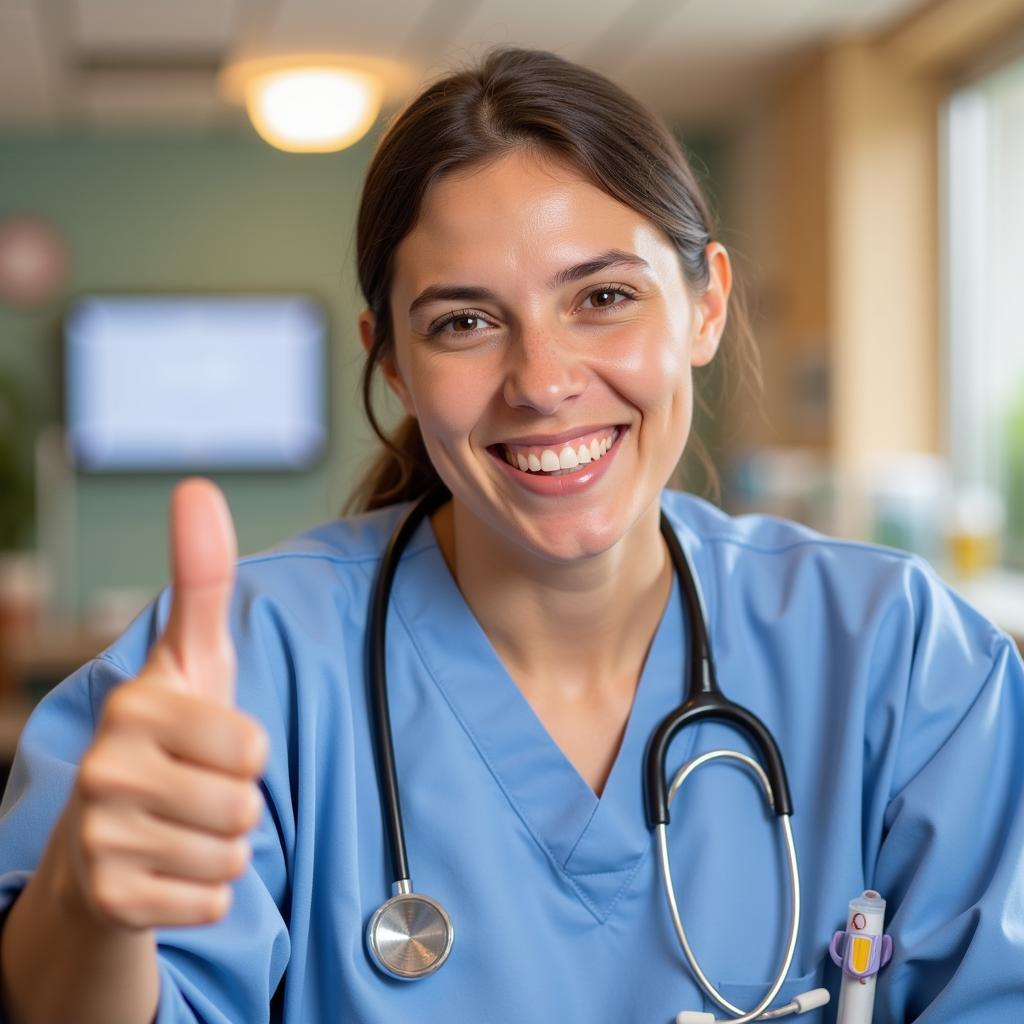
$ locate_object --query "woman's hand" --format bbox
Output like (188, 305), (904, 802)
(60, 478), (269, 931)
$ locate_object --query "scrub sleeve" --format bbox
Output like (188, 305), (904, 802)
(0, 607), (292, 1024)
(865, 563), (1024, 1019)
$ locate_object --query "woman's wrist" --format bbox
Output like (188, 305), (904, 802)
(1, 801), (160, 1024)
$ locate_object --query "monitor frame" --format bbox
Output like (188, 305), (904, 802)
(59, 287), (335, 477)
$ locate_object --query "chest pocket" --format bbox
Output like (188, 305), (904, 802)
(699, 962), (832, 1022)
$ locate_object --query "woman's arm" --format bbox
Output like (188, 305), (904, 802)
(0, 652), (269, 1024)
(868, 563), (1024, 1019)
(0, 482), (271, 1024)
(0, 649), (290, 1024)
(1, 796), (160, 1024)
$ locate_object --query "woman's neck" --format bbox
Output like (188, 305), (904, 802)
(429, 496), (671, 702)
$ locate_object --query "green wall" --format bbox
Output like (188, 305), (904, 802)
(0, 126), (724, 621)
(0, 129), (392, 617)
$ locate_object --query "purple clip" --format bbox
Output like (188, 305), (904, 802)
(829, 929), (893, 981)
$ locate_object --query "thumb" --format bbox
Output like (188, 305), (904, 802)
(157, 477), (238, 705)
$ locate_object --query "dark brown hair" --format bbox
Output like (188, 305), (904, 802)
(344, 46), (761, 514)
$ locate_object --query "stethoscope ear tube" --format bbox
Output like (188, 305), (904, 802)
(645, 514), (794, 827)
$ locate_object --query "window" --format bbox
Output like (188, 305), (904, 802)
(944, 54), (1024, 570)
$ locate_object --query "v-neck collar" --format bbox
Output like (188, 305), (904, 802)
(387, 496), (704, 922)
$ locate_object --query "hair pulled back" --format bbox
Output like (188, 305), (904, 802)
(345, 46), (760, 513)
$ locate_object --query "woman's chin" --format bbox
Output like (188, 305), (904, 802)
(503, 514), (631, 566)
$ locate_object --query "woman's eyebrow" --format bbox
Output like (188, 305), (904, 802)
(407, 248), (652, 316)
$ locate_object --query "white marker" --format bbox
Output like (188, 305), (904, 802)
(829, 890), (893, 1024)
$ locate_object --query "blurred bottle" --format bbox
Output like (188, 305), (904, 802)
(946, 487), (1005, 578)
(726, 447), (836, 535)
(866, 453), (951, 566)
(0, 552), (50, 642)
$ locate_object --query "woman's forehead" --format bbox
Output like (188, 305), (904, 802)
(392, 151), (676, 297)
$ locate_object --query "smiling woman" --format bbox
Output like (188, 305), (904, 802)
(345, 47), (761, 515)
(1, 43), (1023, 1024)
(359, 147), (732, 569)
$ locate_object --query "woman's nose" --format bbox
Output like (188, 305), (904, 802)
(501, 329), (586, 415)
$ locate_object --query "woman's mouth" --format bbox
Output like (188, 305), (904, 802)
(492, 426), (624, 477)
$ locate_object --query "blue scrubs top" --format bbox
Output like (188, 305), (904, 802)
(1, 489), (1023, 1022)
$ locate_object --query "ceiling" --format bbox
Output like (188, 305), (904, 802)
(0, 0), (929, 134)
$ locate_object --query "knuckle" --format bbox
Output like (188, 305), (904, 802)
(90, 869), (129, 925)
(223, 838), (251, 879)
(78, 748), (141, 805)
(77, 751), (116, 800)
(227, 714), (267, 776)
(204, 884), (232, 923)
(103, 685), (146, 728)
(78, 808), (111, 859)
(225, 784), (261, 833)
(244, 784), (265, 828)
(241, 721), (269, 775)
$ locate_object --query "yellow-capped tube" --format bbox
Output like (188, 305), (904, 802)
(829, 890), (893, 1024)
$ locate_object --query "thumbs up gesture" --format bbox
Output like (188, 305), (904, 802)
(64, 478), (270, 931)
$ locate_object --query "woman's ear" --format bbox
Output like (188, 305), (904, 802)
(691, 242), (732, 368)
(358, 307), (416, 418)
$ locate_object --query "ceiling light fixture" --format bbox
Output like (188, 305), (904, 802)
(221, 54), (412, 154)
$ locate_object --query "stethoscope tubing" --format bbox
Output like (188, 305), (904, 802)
(366, 484), (451, 885)
(366, 485), (801, 1007)
(657, 750), (801, 1023)
(644, 512), (794, 825)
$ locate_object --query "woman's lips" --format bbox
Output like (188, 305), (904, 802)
(488, 426), (627, 495)
(498, 426), (621, 474)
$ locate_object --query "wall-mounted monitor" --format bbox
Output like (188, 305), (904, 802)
(63, 293), (329, 473)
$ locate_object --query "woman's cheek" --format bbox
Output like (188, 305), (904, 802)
(602, 330), (689, 413)
(411, 377), (487, 464)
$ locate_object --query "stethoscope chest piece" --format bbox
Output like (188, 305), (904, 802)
(367, 887), (454, 980)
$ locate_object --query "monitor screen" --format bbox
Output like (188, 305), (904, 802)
(64, 293), (329, 472)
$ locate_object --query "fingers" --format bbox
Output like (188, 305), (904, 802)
(83, 860), (237, 931)
(99, 683), (268, 780)
(79, 737), (265, 838)
(79, 804), (254, 886)
(74, 694), (268, 930)
(73, 766), (260, 930)
(68, 477), (261, 932)
(159, 477), (238, 705)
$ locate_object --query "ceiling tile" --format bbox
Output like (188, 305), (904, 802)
(75, 73), (234, 129)
(258, 0), (441, 54)
(797, 0), (930, 36)
(427, 0), (642, 65)
(0, 4), (59, 122)
(0, 0), (945, 130)
(70, 0), (238, 54)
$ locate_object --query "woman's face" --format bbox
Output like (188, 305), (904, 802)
(360, 148), (731, 564)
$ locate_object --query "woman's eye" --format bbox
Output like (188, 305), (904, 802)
(429, 311), (490, 336)
(451, 315), (486, 332)
(429, 286), (636, 336)
(582, 286), (635, 311)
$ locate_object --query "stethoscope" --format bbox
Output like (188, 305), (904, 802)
(365, 485), (827, 1022)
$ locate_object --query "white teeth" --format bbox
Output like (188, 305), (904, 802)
(504, 429), (619, 474)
